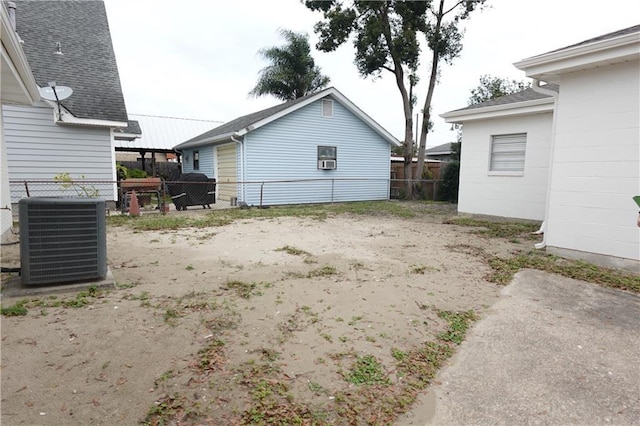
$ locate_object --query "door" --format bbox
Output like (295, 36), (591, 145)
(216, 143), (237, 202)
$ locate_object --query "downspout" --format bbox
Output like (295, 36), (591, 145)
(230, 135), (243, 203)
(531, 79), (559, 249)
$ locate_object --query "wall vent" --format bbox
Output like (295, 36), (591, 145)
(19, 198), (107, 286)
(318, 159), (337, 170)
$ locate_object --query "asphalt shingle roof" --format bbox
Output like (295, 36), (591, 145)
(540, 24), (640, 56)
(182, 90), (322, 145)
(13, 0), (128, 122)
(426, 142), (452, 155)
(448, 84), (559, 113)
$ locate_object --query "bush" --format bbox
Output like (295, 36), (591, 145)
(437, 161), (460, 202)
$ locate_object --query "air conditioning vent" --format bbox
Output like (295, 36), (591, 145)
(318, 159), (337, 170)
(19, 198), (107, 286)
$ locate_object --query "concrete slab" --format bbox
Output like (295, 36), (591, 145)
(1, 267), (116, 299)
(399, 269), (640, 425)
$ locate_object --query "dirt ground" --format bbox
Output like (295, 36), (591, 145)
(0, 203), (534, 424)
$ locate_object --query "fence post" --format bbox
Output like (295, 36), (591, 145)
(260, 182), (264, 208)
(24, 181), (30, 197)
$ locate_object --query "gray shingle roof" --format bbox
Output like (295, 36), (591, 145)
(426, 142), (452, 155)
(114, 120), (142, 136)
(13, 1), (128, 122)
(540, 24), (640, 56)
(181, 90), (320, 146)
(448, 84), (559, 113)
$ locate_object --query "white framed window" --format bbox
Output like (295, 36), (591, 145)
(318, 146), (337, 170)
(489, 133), (526, 173)
(322, 99), (333, 118)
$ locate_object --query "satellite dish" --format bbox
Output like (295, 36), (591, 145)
(39, 85), (73, 101)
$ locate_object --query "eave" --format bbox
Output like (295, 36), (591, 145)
(440, 97), (555, 123)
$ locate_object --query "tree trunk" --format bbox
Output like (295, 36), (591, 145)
(379, 5), (414, 198)
(414, 0), (444, 185)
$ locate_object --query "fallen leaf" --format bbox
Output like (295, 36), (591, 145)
(92, 399), (100, 406)
(60, 403), (67, 412)
(116, 377), (127, 385)
(16, 385), (27, 393)
(25, 401), (34, 407)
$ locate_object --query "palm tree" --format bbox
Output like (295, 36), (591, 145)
(250, 29), (330, 101)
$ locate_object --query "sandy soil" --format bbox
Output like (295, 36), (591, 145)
(1, 204), (531, 424)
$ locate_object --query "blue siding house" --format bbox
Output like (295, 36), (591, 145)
(174, 87), (400, 206)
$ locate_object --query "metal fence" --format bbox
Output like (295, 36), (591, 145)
(9, 178), (444, 211)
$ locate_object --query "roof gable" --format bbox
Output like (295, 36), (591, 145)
(14, 0), (128, 123)
(175, 87), (400, 149)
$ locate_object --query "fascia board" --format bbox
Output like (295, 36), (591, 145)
(440, 98), (554, 123)
(173, 132), (237, 150)
(1, 7), (40, 104)
(514, 32), (640, 78)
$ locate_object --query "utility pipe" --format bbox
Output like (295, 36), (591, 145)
(531, 79), (559, 250)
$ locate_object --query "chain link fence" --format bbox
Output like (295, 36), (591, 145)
(9, 177), (444, 213)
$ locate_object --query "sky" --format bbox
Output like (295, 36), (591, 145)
(104, 0), (640, 147)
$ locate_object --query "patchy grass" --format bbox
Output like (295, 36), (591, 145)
(445, 217), (540, 240)
(345, 354), (390, 386)
(107, 201), (427, 231)
(224, 280), (266, 299)
(437, 310), (477, 344)
(275, 245), (312, 257)
(447, 243), (640, 293)
(1, 300), (28, 316)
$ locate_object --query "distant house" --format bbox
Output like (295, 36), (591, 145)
(114, 114), (220, 174)
(3, 1), (130, 203)
(441, 25), (640, 271)
(174, 87), (400, 205)
(425, 142), (454, 162)
(1, 2), (40, 242)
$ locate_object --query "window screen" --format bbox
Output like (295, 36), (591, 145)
(490, 134), (526, 172)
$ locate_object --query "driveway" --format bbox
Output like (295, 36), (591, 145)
(400, 269), (640, 425)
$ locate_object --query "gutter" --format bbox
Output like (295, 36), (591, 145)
(531, 79), (559, 250)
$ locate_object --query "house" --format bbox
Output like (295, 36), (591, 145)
(441, 25), (640, 272)
(3, 1), (130, 204)
(425, 142), (454, 162)
(1, 1), (40, 242)
(174, 87), (401, 205)
(114, 114), (220, 175)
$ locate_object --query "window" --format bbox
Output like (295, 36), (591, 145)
(193, 150), (199, 170)
(490, 133), (526, 173)
(322, 99), (333, 118)
(318, 146), (337, 170)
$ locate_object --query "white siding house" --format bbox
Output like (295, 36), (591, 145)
(1, 1), (40, 242)
(5, 1), (130, 204)
(442, 25), (640, 272)
(175, 87), (400, 206)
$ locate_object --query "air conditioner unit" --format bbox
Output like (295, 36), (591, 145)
(19, 198), (107, 286)
(318, 159), (337, 170)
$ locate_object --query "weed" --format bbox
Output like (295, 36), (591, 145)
(365, 335), (377, 343)
(276, 245), (311, 257)
(1, 300), (28, 316)
(391, 348), (407, 361)
(345, 354), (390, 386)
(338, 336), (348, 343)
(445, 217), (540, 239)
(437, 310), (477, 344)
(185, 264), (194, 271)
(115, 282), (138, 289)
(334, 317), (344, 322)
(308, 265), (337, 278)
(320, 333), (333, 343)
(197, 339), (226, 371)
(348, 315), (363, 326)
(225, 280), (262, 299)
(163, 308), (182, 323)
(307, 381), (325, 395)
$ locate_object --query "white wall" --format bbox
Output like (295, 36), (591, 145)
(3, 103), (117, 201)
(458, 112), (553, 220)
(546, 61), (640, 264)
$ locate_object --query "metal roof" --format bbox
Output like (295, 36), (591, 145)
(114, 114), (220, 152)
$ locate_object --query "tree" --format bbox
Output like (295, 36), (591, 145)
(468, 74), (530, 105)
(413, 0), (486, 185)
(249, 29), (330, 101)
(304, 1), (486, 197)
